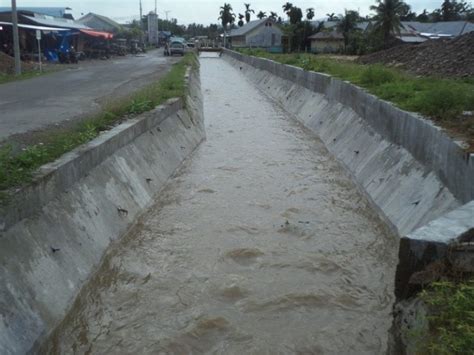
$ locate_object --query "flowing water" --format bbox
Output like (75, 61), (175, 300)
(42, 57), (399, 354)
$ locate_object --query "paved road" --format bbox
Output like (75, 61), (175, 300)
(0, 50), (179, 142)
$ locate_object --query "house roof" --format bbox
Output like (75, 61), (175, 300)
(0, 21), (69, 32)
(309, 31), (343, 40)
(229, 18), (276, 37)
(312, 20), (370, 31)
(0, 7), (71, 18)
(401, 21), (473, 36)
(396, 35), (427, 43)
(23, 14), (89, 30)
(78, 13), (122, 30)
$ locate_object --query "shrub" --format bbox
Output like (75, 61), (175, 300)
(360, 65), (397, 86)
(418, 280), (474, 354)
(410, 85), (468, 120)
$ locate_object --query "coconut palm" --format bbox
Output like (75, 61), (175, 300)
(269, 11), (278, 20)
(306, 7), (315, 20)
(282, 2), (293, 15)
(238, 13), (245, 26)
(337, 10), (359, 50)
(326, 12), (338, 21)
(370, 0), (405, 44)
(244, 3), (255, 23)
(257, 11), (267, 19)
(288, 6), (303, 24)
(218, 3), (236, 46)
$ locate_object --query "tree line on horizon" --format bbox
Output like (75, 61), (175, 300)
(216, 0), (474, 53)
(126, 0), (472, 54)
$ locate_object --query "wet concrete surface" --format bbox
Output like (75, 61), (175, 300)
(41, 56), (399, 354)
(0, 50), (179, 142)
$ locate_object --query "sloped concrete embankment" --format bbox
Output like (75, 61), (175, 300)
(0, 67), (205, 354)
(223, 50), (474, 298)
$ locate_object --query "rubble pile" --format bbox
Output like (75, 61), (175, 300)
(0, 52), (34, 74)
(358, 32), (474, 78)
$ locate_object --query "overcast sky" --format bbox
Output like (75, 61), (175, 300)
(3, 0), (444, 25)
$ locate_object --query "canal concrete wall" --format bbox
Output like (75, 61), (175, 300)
(223, 50), (474, 297)
(0, 66), (205, 354)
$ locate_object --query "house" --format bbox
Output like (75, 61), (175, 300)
(309, 30), (344, 53)
(78, 12), (123, 33)
(228, 18), (282, 50)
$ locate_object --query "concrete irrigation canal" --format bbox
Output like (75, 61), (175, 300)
(1, 51), (473, 354)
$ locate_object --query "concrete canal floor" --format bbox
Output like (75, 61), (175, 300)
(42, 56), (399, 354)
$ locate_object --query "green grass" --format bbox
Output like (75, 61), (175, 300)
(238, 49), (474, 130)
(0, 53), (196, 202)
(0, 70), (49, 84)
(416, 280), (474, 354)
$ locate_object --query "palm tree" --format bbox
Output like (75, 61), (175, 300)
(257, 11), (267, 19)
(238, 13), (245, 27)
(288, 6), (303, 24)
(306, 7), (315, 20)
(326, 12), (338, 21)
(244, 3), (255, 23)
(370, 0), (405, 44)
(337, 10), (359, 51)
(282, 2), (293, 15)
(269, 11), (278, 20)
(218, 3), (235, 47)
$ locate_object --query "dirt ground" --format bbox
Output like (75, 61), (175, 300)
(0, 52), (35, 74)
(358, 32), (474, 78)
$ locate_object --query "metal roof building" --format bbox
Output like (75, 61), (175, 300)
(0, 7), (73, 19)
(78, 13), (123, 32)
(228, 19), (283, 49)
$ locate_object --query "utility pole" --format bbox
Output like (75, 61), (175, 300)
(11, 0), (21, 75)
(154, 0), (157, 15)
(139, 0), (143, 47)
(165, 10), (171, 31)
(139, 0), (143, 23)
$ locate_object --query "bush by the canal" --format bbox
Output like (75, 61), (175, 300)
(237, 49), (474, 147)
(413, 280), (474, 354)
(0, 53), (197, 202)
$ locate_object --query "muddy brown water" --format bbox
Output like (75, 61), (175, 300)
(41, 57), (399, 354)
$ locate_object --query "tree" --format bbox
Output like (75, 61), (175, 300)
(257, 11), (267, 19)
(238, 13), (245, 26)
(416, 9), (429, 21)
(370, 0), (406, 45)
(306, 8), (315, 20)
(326, 12), (338, 21)
(244, 3), (255, 23)
(337, 10), (359, 51)
(288, 6), (303, 24)
(399, 3), (417, 20)
(218, 3), (235, 46)
(282, 2), (293, 14)
(269, 11), (278, 20)
(437, 0), (471, 20)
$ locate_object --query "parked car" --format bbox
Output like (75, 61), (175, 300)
(164, 41), (185, 56)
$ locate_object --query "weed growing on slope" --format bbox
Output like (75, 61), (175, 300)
(417, 280), (474, 354)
